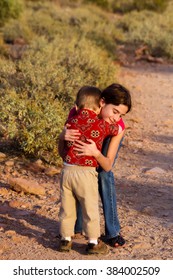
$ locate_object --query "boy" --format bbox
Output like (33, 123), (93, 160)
(59, 86), (119, 254)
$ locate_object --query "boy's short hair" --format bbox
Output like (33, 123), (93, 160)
(76, 86), (101, 111)
(101, 83), (132, 113)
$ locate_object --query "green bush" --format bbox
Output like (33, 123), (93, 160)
(0, 34), (118, 163)
(0, 88), (66, 163)
(3, 19), (33, 43)
(0, 0), (23, 26)
(110, 0), (170, 13)
(84, 0), (109, 8)
(117, 5), (173, 59)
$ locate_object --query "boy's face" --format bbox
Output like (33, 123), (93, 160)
(100, 100), (128, 123)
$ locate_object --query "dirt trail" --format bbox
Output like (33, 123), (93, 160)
(0, 61), (173, 260)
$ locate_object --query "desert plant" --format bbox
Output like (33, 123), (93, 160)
(84, 0), (109, 8)
(117, 5), (173, 58)
(0, 0), (23, 26)
(0, 31), (118, 163)
(110, 0), (170, 13)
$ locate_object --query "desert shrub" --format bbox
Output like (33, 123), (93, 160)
(15, 35), (117, 99)
(0, 33), (118, 163)
(110, 0), (170, 13)
(3, 19), (33, 43)
(0, 88), (66, 163)
(0, 0), (23, 26)
(68, 5), (123, 56)
(84, 0), (109, 8)
(26, 2), (120, 57)
(54, 0), (170, 12)
(117, 5), (173, 58)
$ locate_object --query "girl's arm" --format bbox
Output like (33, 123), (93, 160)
(73, 131), (125, 172)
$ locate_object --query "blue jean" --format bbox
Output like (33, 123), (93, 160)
(74, 136), (122, 239)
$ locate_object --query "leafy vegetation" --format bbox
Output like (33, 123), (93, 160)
(0, 0), (118, 163)
(117, 2), (173, 58)
(109, 0), (170, 13)
(0, 0), (23, 26)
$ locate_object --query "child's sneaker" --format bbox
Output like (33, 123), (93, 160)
(86, 240), (108, 255)
(59, 240), (72, 252)
(107, 234), (125, 247)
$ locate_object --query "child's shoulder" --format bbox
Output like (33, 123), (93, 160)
(117, 118), (125, 131)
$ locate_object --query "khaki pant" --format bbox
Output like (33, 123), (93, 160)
(59, 165), (100, 239)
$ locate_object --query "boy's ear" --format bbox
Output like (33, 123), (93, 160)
(75, 104), (78, 111)
(95, 107), (101, 115)
(99, 98), (105, 108)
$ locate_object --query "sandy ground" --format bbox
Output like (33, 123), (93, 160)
(0, 60), (173, 260)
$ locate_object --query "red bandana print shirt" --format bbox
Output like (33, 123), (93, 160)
(63, 109), (119, 167)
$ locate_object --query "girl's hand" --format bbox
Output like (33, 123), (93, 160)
(63, 124), (81, 141)
(73, 139), (100, 157)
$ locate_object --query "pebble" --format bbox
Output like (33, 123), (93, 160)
(143, 167), (166, 174)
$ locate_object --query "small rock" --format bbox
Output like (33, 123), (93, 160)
(0, 152), (6, 159)
(5, 160), (15, 167)
(133, 242), (151, 250)
(127, 174), (137, 180)
(0, 187), (9, 196)
(44, 166), (61, 176)
(8, 177), (45, 196)
(21, 202), (31, 209)
(11, 235), (22, 243)
(9, 200), (22, 208)
(144, 167), (165, 175)
(6, 230), (16, 236)
(128, 140), (143, 148)
(35, 159), (44, 167)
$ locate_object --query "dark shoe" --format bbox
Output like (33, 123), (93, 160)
(86, 240), (108, 255)
(59, 240), (72, 252)
(107, 234), (125, 247)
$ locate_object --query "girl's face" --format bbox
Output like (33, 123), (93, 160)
(100, 100), (128, 123)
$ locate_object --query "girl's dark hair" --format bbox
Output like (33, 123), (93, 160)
(101, 83), (132, 113)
